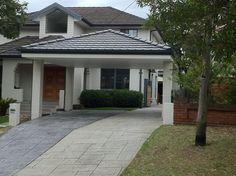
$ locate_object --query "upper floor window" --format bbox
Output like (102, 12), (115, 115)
(101, 69), (130, 89)
(46, 9), (68, 33)
(120, 29), (138, 37)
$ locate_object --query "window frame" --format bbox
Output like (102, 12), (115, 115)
(100, 69), (130, 90)
(120, 29), (138, 37)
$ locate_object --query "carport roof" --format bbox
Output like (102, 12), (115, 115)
(21, 29), (172, 55)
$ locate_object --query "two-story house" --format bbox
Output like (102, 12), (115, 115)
(0, 3), (173, 124)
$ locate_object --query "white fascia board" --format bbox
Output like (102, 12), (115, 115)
(22, 53), (172, 61)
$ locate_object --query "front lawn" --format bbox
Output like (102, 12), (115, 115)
(0, 116), (9, 124)
(122, 125), (236, 176)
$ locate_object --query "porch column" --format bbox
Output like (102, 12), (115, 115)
(31, 60), (44, 119)
(155, 75), (158, 100)
(162, 61), (173, 124)
(151, 73), (156, 105)
(65, 67), (74, 111)
(73, 68), (84, 105)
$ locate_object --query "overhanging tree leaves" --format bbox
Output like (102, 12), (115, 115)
(0, 0), (27, 39)
(137, 0), (236, 146)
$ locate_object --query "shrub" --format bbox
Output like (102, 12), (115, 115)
(112, 90), (143, 108)
(0, 98), (17, 116)
(80, 90), (143, 108)
(80, 90), (112, 108)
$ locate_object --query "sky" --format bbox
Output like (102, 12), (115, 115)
(19, 0), (150, 18)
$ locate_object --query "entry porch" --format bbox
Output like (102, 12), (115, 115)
(15, 29), (173, 123)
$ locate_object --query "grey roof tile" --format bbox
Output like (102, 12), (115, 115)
(21, 29), (171, 55)
(68, 7), (145, 26)
(0, 35), (64, 58)
(25, 6), (145, 27)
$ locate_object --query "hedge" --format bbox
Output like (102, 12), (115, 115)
(80, 90), (143, 108)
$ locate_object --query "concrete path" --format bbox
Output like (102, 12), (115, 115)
(16, 107), (162, 176)
(0, 110), (122, 176)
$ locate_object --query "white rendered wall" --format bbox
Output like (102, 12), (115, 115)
(128, 68), (150, 94)
(129, 69), (149, 94)
(2, 60), (24, 102)
(19, 26), (39, 38)
(129, 69), (140, 91)
(19, 64), (33, 101)
(86, 68), (101, 90)
(73, 23), (85, 36)
(138, 29), (150, 41)
(73, 68), (84, 104)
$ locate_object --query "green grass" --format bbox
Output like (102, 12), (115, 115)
(122, 125), (236, 176)
(0, 116), (9, 124)
(83, 107), (136, 111)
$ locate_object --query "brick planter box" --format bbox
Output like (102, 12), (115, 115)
(174, 98), (236, 126)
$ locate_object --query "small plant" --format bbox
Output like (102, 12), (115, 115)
(0, 98), (17, 116)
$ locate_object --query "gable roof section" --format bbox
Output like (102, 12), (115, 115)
(30, 3), (82, 21)
(25, 4), (145, 27)
(0, 35), (64, 58)
(21, 29), (171, 55)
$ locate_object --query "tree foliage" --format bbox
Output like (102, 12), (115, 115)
(138, 0), (236, 90)
(137, 0), (236, 146)
(0, 0), (27, 39)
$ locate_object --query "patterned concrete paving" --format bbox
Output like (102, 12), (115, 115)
(16, 106), (162, 176)
(0, 110), (122, 176)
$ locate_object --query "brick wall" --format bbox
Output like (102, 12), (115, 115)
(174, 98), (236, 126)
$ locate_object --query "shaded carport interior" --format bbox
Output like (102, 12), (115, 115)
(20, 29), (174, 123)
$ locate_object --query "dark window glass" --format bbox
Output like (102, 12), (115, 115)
(101, 69), (115, 89)
(101, 69), (130, 89)
(46, 9), (68, 33)
(116, 69), (129, 89)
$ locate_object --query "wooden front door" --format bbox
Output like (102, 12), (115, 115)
(43, 66), (65, 101)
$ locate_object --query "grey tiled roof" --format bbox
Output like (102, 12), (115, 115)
(0, 35), (64, 58)
(25, 6), (145, 27)
(25, 12), (39, 26)
(21, 29), (171, 55)
(68, 7), (145, 26)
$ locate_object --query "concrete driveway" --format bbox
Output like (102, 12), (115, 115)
(0, 110), (122, 176)
(16, 106), (162, 176)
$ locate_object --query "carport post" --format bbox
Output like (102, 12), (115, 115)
(65, 67), (74, 111)
(31, 60), (44, 119)
(162, 61), (174, 125)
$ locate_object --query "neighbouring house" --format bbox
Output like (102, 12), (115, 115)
(0, 3), (173, 124)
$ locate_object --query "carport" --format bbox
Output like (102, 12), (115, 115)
(21, 29), (173, 123)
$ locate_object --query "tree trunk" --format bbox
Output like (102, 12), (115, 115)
(195, 65), (210, 146)
(195, 25), (212, 146)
